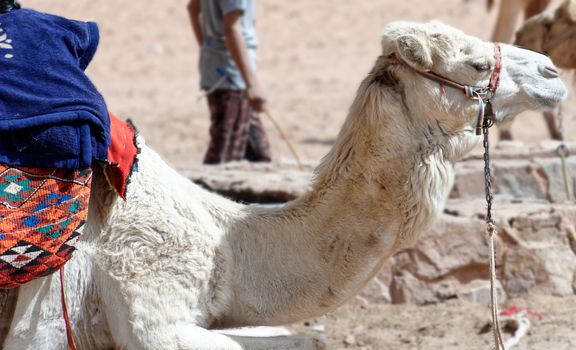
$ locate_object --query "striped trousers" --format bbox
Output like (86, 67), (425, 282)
(204, 90), (272, 164)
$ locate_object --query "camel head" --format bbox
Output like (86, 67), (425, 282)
(375, 21), (566, 144)
(515, 0), (576, 69)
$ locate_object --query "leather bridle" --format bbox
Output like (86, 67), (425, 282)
(391, 43), (502, 135)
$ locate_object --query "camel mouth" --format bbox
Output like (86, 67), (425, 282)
(531, 88), (568, 109)
(525, 77), (568, 109)
(495, 81), (567, 123)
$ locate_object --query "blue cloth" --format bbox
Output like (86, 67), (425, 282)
(0, 8), (110, 169)
(199, 0), (258, 91)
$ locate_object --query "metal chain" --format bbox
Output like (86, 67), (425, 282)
(483, 106), (495, 225)
(481, 104), (506, 350)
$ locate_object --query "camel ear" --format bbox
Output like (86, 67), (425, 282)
(395, 34), (433, 71)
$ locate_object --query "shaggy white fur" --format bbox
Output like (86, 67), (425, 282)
(2, 21), (567, 350)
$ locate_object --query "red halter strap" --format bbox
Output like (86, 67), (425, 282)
(390, 43), (503, 135)
(487, 43), (502, 94)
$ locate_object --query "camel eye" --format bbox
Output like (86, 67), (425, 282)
(470, 62), (491, 72)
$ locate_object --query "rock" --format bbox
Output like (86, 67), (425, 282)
(184, 162), (312, 203)
(356, 271), (392, 305)
(390, 271), (436, 305)
(450, 161), (484, 199)
(503, 244), (576, 297)
(534, 157), (576, 203)
(361, 201), (576, 305)
(450, 146), (576, 202)
(399, 215), (490, 280)
(492, 160), (547, 200)
(507, 207), (565, 245)
(390, 271), (436, 304)
(457, 279), (506, 305)
(385, 214), (493, 304)
(501, 205), (576, 297)
(357, 263), (392, 304)
(343, 334), (356, 346)
(382, 215), (501, 304)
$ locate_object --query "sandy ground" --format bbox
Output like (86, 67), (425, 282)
(292, 295), (576, 350)
(23, 0), (576, 349)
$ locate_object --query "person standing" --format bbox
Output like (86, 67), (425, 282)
(188, 0), (272, 164)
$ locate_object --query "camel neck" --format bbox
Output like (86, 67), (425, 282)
(221, 87), (457, 328)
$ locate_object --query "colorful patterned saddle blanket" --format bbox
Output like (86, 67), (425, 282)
(0, 114), (138, 289)
(0, 167), (91, 288)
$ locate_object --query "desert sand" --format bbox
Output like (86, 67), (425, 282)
(23, 0), (576, 349)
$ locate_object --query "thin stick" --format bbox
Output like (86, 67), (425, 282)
(559, 150), (573, 201)
(555, 106), (573, 202)
(263, 108), (305, 171)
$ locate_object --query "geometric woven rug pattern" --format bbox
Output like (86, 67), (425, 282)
(0, 165), (91, 288)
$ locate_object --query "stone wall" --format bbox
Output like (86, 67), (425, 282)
(185, 142), (576, 305)
(356, 200), (576, 305)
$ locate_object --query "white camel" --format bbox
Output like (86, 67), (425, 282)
(2, 21), (567, 350)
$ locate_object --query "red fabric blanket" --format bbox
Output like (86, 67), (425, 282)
(106, 113), (139, 199)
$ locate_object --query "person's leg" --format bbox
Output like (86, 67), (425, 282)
(244, 111), (272, 162)
(203, 91), (248, 164)
(226, 93), (251, 162)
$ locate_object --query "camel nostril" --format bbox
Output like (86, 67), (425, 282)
(540, 65), (560, 78)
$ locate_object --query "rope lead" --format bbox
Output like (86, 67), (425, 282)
(482, 116), (506, 350)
